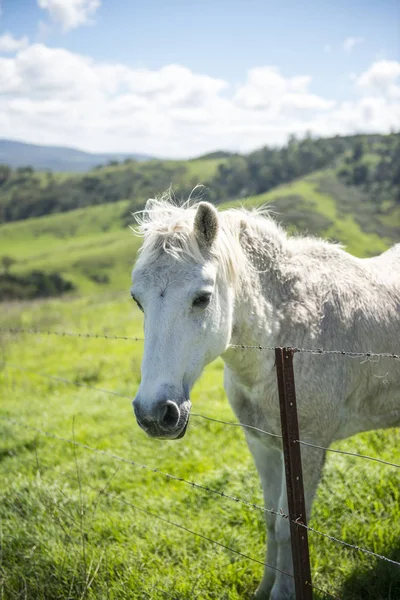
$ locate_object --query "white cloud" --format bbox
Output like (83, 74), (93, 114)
(343, 36), (364, 52)
(355, 59), (400, 98)
(38, 0), (101, 31)
(234, 67), (334, 114)
(0, 32), (29, 53)
(0, 42), (399, 158)
(310, 96), (400, 139)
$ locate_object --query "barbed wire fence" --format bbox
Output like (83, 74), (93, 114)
(0, 326), (399, 600)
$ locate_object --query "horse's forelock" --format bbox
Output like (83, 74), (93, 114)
(131, 197), (250, 290)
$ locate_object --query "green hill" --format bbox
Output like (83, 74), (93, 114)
(0, 156), (229, 223)
(222, 170), (395, 257)
(2, 133), (399, 227)
(0, 200), (135, 294)
(0, 132), (398, 299)
(0, 172), (398, 298)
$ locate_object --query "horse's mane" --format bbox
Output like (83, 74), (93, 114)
(131, 192), (288, 290)
(131, 191), (347, 293)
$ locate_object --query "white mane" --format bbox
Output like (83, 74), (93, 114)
(132, 194), (287, 290)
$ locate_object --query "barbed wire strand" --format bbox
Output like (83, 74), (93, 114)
(295, 439), (400, 470)
(1, 328), (399, 359)
(229, 343), (400, 359)
(2, 414), (399, 569)
(299, 522), (400, 568)
(191, 412), (282, 439)
(0, 415), (281, 518)
(0, 360), (281, 440)
(1, 327), (144, 342)
(2, 359), (399, 471)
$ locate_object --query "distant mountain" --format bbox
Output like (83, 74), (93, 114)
(0, 139), (153, 172)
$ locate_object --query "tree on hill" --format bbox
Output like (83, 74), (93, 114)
(1, 256), (15, 275)
(0, 165), (11, 185)
(352, 140), (365, 162)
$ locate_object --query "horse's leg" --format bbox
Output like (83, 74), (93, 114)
(245, 433), (283, 599)
(270, 444), (327, 600)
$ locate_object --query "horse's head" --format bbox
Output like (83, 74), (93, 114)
(131, 200), (236, 439)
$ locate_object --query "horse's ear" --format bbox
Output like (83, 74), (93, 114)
(194, 202), (219, 247)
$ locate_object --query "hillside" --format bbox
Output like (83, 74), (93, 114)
(222, 171), (397, 256)
(0, 139), (152, 172)
(0, 132), (398, 299)
(0, 133), (399, 230)
(0, 169), (398, 298)
(0, 156), (229, 223)
(0, 200), (134, 294)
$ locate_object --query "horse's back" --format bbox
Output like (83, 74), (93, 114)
(363, 243), (400, 281)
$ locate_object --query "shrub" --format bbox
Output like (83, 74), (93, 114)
(0, 271), (75, 301)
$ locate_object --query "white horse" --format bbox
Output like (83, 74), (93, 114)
(131, 196), (400, 599)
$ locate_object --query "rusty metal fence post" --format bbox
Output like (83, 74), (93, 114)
(275, 347), (312, 600)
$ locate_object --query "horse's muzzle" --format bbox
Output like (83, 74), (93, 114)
(133, 396), (191, 440)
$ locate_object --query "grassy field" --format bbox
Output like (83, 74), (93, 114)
(1, 289), (400, 599)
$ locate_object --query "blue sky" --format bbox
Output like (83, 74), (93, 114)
(0, 0), (399, 156)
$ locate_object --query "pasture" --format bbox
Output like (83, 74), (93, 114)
(1, 291), (399, 599)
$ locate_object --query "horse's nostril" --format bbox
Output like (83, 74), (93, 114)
(159, 400), (180, 428)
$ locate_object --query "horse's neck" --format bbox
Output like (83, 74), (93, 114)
(222, 229), (284, 383)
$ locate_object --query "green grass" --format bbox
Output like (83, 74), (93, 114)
(0, 200), (138, 294)
(185, 157), (228, 181)
(0, 199), (130, 254)
(0, 295), (399, 599)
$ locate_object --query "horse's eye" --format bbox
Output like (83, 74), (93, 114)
(131, 295), (143, 312)
(192, 293), (211, 309)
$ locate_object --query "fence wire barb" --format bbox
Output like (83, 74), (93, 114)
(2, 414), (399, 570)
(2, 328), (399, 359)
(2, 360), (399, 470)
